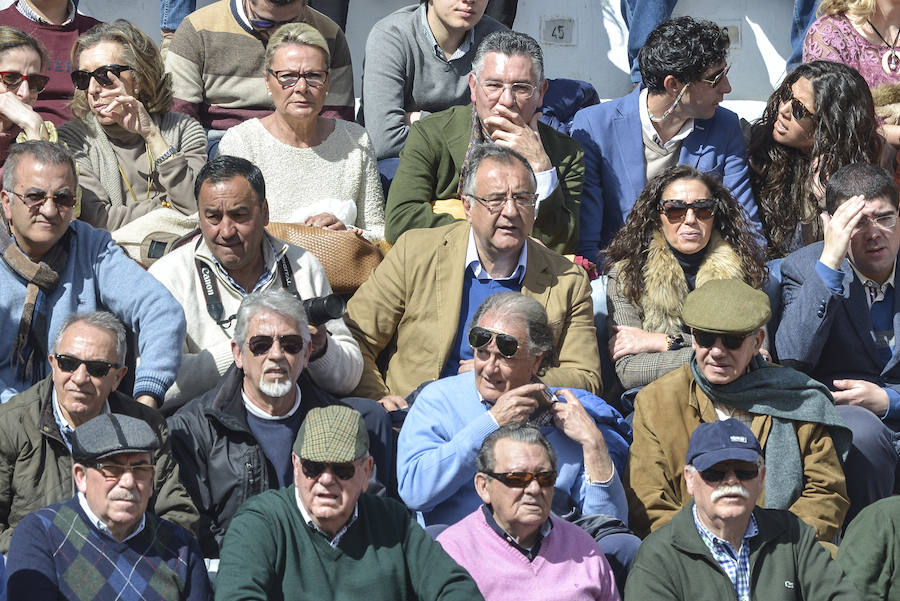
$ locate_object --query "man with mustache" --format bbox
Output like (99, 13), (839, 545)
(167, 290), (392, 557)
(626, 418), (858, 600)
(6, 413), (212, 601)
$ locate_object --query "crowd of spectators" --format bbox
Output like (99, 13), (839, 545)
(0, 0), (899, 600)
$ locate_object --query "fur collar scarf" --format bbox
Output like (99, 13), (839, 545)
(637, 230), (744, 333)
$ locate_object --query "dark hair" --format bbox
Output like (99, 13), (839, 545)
(825, 162), (898, 213)
(2, 141), (76, 191)
(194, 155), (266, 205)
(605, 165), (767, 306)
(748, 61), (882, 258)
(459, 144), (535, 198)
(470, 292), (557, 372)
(638, 16), (729, 93)
(476, 423), (557, 473)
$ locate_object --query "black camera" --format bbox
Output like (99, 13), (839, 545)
(303, 294), (346, 327)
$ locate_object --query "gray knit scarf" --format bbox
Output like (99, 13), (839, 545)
(689, 353), (851, 509)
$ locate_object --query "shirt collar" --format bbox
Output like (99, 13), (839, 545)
(209, 235), (278, 295)
(17, 0), (75, 25)
(241, 386), (302, 420)
(465, 228), (528, 282)
(76, 490), (146, 543)
(638, 87), (694, 149)
(692, 502), (758, 553)
(52, 388), (110, 451)
(481, 504), (551, 561)
(850, 260), (896, 304)
(295, 485), (358, 547)
(418, 2), (476, 62)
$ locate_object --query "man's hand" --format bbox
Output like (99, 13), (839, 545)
(135, 394), (158, 410)
(832, 379), (890, 416)
(488, 382), (543, 426)
(377, 395), (408, 412)
(819, 195), (866, 270)
(608, 325), (668, 360)
(304, 212), (347, 231)
(457, 359), (474, 373)
(552, 389), (614, 482)
(308, 325), (328, 361)
(483, 106), (552, 172)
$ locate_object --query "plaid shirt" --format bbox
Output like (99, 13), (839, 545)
(693, 504), (758, 601)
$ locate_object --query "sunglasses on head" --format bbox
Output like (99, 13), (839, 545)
(468, 326), (520, 358)
(70, 64), (132, 90)
(699, 465), (759, 483)
(692, 329), (753, 350)
(783, 92), (815, 122)
(0, 71), (49, 93)
(300, 459), (356, 480)
(246, 334), (304, 356)
(485, 470), (557, 488)
(53, 354), (122, 377)
(660, 199), (717, 222)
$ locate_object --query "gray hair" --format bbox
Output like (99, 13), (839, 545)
(476, 423), (557, 473)
(459, 144), (536, 199)
(233, 289), (311, 347)
(52, 311), (128, 364)
(472, 30), (544, 83)
(470, 292), (556, 370)
(3, 141), (77, 192)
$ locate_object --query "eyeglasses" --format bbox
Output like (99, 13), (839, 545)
(246, 334), (305, 356)
(245, 0), (296, 30)
(699, 64), (731, 88)
(783, 92), (815, 122)
(91, 462), (155, 480)
(466, 193), (538, 215)
(266, 68), (328, 89)
(660, 198), (717, 222)
(692, 329), (753, 350)
(8, 189), (77, 209)
(476, 77), (539, 101)
(71, 65), (132, 90)
(852, 213), (899, 234)
(0, 71), (49, 93)
(484, 470), (557, 488)
(53, 354), (122, 377)
(699, 465), (759, 484)
(468, 326), (520, 358)
(300, 459), (356, 480)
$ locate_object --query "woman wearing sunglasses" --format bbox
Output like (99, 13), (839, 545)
(747, 60), (884, 259)
(57, 20), (207, 233)
(218, 23), (384, 240)
(604, 165), (767, 393)
(0, 27), (55, 165)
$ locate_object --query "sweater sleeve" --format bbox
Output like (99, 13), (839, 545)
(215, 500), (280, 601)
(355, 129), (386, 240)
(6, 512), (59, 601)
(166, 18), (205, 121)
(154, 114), (209, 215)
(838, 499), (900, 600)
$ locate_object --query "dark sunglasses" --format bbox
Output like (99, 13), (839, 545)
(9, 189), (77, 209)
(485, 470), (557, 488)
(300, 459), (356, 480)
(0, 71), (49, 93)
(699, 465), (759, 483)
(660, 199), (717, 222)
(692, 329), (753, 350)
(784, 92), (815, 122)
(70, 64), (132, 90)
(53, 354), (122, 377)
(468, 326), (519, 358)
(246, 334), (304, 356)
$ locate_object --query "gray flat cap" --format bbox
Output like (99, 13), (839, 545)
(72, 414), (159, 462)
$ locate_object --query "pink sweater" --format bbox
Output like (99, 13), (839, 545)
(437, 508), (621, 601)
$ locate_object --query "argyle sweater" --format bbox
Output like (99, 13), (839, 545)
(6, 497), (212, 601)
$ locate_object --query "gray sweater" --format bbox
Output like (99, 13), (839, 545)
(359, 3), (505, 160)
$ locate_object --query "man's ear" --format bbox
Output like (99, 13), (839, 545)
(73, 463), (88, 494)
(474, 472), (492, 505)
(232, 339), (243, 369)
(662, 74), (682, 96)
(684, 466), (696, 497)
(111, 365), (128, 389)
(1, 189), (11, 221)
(468, 71), (478, 104)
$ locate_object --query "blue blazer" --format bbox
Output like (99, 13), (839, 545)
(777, 241), (900, 399)
(571, 87), (762, 260)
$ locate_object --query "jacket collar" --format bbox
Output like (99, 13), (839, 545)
(194, 231), (287, 295)
(37, 376), (135, 445)
(669, 501), (787, 558)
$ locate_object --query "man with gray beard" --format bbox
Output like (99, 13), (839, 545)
(167, 290), (392, 557)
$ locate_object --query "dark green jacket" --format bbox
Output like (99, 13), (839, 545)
(385, 104), (583, 254)
(625, 502), (858, 601)
(0, 376), (199, 552)
(838, 496), (900, 601)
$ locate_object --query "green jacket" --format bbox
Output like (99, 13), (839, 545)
(385, 104), (583, 254)
(215, 487), (484, 601)
(0, 376), (199, 552)
(838, 496), (900, 601)
(625, 502), (858, 601)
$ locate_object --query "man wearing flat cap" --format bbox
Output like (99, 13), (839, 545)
(626, 279), (851, 542)
(626, 419), (859, 601)
(215, 405), (484, 601)
(6, 414), (212, 601)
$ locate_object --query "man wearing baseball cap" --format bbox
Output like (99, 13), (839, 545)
(215, 405), (483, 601)
(627, 278), (851, 543)
(6, 414), (211, 601)
(626, 418), (859, 600)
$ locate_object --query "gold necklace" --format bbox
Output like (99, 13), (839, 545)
(118, 141), (153, 204)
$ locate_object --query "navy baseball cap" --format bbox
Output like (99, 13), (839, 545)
(685, 419), (762, 472)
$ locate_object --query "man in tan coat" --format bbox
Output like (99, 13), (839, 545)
(626, 279), (850, 542)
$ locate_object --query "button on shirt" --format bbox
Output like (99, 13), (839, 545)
(465, 228), (528, 282)
(693, 504), (758, 601)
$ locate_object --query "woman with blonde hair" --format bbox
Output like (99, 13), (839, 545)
(58, 19), (207, 232)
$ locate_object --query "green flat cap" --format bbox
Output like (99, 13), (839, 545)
(294, 405), (368, 462)
(682, 279), (771, 335)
